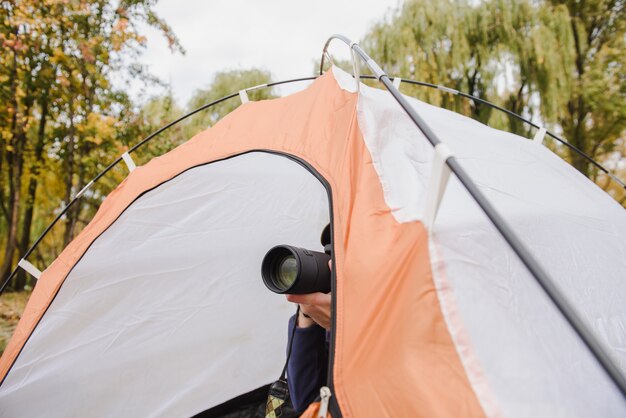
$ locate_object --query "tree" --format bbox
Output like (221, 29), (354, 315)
(544, 0), (626, 178)
(0, 0), (182, 288)
(361, 0), (625, 201)
(126, 68), (276, 168)
(185, 68), (276, 138)
(127, 91), (186, 167)
(362, 1), (501, 125)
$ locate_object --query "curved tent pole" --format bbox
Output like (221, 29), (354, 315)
(320, 45), (624, 190)
(2, 46), (625, 396)
(358, 76), (626, 190)
(322, 34), (626, 398)
(3, 70), (622, 295)
(4, 69), (621, 295)
(0, 77), (317, 295)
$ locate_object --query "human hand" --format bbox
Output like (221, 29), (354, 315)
(286, 292), (332, 330)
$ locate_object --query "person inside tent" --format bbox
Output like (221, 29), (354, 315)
(285, 278), (332, 412)
(284, 224), (333, 413)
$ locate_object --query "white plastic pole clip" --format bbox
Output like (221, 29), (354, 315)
(393, 77), (402, 90)
(533, 127), (547, 145)
(350, 42), (361, 93)
(437, 85), (459, 95)
(121, 151), (136, 172)
(318, 386), (331, 418)
(424, 143), (453, 231)
(238, 89), (249, 104)
(323, 51), (334, 68)
(18, 258), (42, 280)
(246, 83), (268, 92)
(75, 180), (94, 199)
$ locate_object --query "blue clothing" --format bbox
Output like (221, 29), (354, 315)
(286, 314), (329, 413)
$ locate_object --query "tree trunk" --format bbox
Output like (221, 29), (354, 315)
(565, 95), (590, 178)
(566, 9), (590, 178)
(15, 92), (49, 290)
(66, 147), (87, 243)
(62, 102), (77, 248)
(506, 81), (527, 136)
(0, 128), (27, 284)
(0, 41), (21, 284)
(0, 107), (6, 222)
(569, 148), (590, 177)
(63, 72), (95, 247)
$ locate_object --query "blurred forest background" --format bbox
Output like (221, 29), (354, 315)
(0, 0), (625, 351)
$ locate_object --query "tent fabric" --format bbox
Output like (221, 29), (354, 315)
(0, 68), (480, 417)
(333, 69), (626, 417)
(0, 152), (330, 416)
(0, 69), (357, 386)
(0, 66), (625, 417)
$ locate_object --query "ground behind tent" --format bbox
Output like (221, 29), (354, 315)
(0, 291), (30, 356)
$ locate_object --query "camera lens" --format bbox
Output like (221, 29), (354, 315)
(262, 245), (330, 294)
(276, 255), (298, 290)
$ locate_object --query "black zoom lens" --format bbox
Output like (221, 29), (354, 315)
(261, 245), (331, 294)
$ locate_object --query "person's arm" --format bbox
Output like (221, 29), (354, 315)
(286, 312), (328, 413)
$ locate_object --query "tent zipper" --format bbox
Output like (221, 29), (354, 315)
(263, 150), (341, 417)
(317, 386), (331, 417)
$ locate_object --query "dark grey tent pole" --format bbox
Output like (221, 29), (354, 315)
(322, 34), (626, 398)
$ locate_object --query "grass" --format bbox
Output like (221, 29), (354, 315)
(0, 291), (31, 357)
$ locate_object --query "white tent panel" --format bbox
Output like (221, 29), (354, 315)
(335, 67), (626, 417)
(430, 179), (626, 417)
(0, 152), (330, 417)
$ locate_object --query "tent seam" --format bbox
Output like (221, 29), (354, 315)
(428, 237), (504, 418)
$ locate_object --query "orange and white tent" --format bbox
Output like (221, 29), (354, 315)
(0, 52), (625, 417)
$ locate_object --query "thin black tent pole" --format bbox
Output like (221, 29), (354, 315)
(356, 76), (626, 190)
(320, 58), (624, 190)
(3, 70), (622, 295)
(0, 77), (317, 294)
(321, 34), (626, 398)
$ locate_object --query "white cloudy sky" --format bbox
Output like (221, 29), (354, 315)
(136, 0), (401, 105)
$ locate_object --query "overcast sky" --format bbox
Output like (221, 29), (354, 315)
(137, 0), (401, 106)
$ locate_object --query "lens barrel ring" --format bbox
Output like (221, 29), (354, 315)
(262, 246), (302, 293)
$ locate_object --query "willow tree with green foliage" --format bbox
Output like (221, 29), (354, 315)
(362, 0), (625, 203)
(127, 69), (276, 167)
(545, 0), (626, 180)
(185, 68), (276, 137)
(362, 1), (502, 126)
(0, 0), (182, 289)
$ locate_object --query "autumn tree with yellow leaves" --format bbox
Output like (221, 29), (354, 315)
(0, 0), (182, 289)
